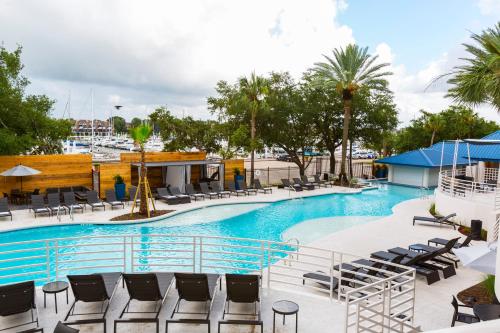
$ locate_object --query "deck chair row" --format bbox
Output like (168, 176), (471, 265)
(281, 175), (333, 192)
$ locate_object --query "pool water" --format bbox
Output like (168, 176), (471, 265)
(0, 185), (427, 284)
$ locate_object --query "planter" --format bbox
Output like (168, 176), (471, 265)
(234, 175), (244, 189)
(114, 183), (126, 200)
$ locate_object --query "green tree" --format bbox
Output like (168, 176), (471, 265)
(130, 117), (142, 128)
(111, 116), (127, 134)
(312, 44), (392, 184)
(421, 111), (444, 146)
(446, 23), (500, 111)
(129, 124), (153, 216)
(261, 72), (318, 175)
(0, 46), (71, 155)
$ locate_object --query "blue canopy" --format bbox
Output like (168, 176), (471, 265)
(465, 130), (500, 162)
(376, 144), (471, 168)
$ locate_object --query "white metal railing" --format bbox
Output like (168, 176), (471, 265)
(0, 234), (416, 332)
(494, 214), (500, 242)
(438, 169), (500, 210)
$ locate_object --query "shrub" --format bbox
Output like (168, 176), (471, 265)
(113, 174), (125, 184)
(482, 275), (496, 298)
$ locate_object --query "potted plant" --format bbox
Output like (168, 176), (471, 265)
(233, 168), (244, 189)
(113, 174), (126, 200)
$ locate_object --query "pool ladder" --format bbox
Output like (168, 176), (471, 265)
(284, 238), (300, 266)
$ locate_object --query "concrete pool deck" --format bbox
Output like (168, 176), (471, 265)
(0, 186), (493, 332)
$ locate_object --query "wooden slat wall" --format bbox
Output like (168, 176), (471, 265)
(0, 155), (92, 194)
(98, 163), (131, 198)
(120, 152), (206, 163)
(223, 159), (245, 182)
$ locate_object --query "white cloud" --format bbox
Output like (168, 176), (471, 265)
(0, 0), (353, 120)
(477, 0), (500, 15)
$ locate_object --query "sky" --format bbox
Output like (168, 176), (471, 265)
(0, 0), (499, 125)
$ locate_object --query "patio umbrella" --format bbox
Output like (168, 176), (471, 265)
(0, 164), (41, 191)
(454, 242), (497, 275)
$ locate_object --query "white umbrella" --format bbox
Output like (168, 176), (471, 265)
(0, 164), (41, 191)
(454, 242), (497, 275)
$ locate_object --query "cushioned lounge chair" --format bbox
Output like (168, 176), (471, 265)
(47, 193), (67, 216)
(114, 273), (174, 333)
(313, 174), (331, 187)
(26, 321), (80, 333)
(0, 197), (12, 221)
(428, 234), (473, 249)
(62, 192), (84, 214)
(31, 194), (51, 218)
(211, 182), (231, 198)
(300, 175), (317, 189)
(166, 273), (220, 333)
(227, 181), (247, 196)
(293, 178), (314, 190)
(157, 188), (182, 205)
(128, 186), (141, 205)
(86, 191), (105, 211)
(253, 179), (272, 194)
(408, 237), (461, 268)
(237, 180), (258, 195)
(185, 184), (205, 201)
(218, 274), (263, 333)
(413, 213), (456, 229)
(169, 186), (191, 204)
(200, 182), (220, 199)
(65, 272), (121, 332)
(281, 179), (302, 191)
(105, 190), (125, 209)
(0, 281), (38, 332)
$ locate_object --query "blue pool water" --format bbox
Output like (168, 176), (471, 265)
(0, 185), (426, 284)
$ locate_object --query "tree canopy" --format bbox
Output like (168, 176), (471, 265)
(0, 46), (71, 155)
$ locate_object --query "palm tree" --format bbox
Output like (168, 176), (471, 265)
(239, 72), (268, 185)
(130, 124), (153, 215)
(446, 23), (500, 111)
(422, 111), (444, 146)
(313, 44), (392, 184)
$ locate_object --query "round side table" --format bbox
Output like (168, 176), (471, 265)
(272, 300), (299, 333)
(42, 281), (69, 314)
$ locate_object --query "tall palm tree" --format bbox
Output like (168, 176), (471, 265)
(239, 72), (268, 185)
(446, 23), (500, 111)
(313, 44), (392, 184)
(130, 124), (153, 215)
(422, 111), (444, 146)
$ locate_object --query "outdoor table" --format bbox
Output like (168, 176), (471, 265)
(42, 281), (69, 313)
(473, 304), (500, 321)
(272, 300), (299, 333)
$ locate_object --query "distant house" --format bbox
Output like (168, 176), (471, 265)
(72, 119), (112, 137)
(376, 143), (471, 188)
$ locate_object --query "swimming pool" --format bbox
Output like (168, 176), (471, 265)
(0, 184), (426, 284)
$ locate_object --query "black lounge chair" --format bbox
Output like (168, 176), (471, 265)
(169, 186), (191, 204)
(0, 197), (12, 221)
(300, 176), (316, 189)
(413, 213), (456, 229)
(227, 181), (247, 196)
(86, 191), (105, 211)
(281, 179), (302, 191)
(200, 182), (220, 199)
(218, 274), (263, 333)
(211, 182), (231, 198)
(313, 174), (331, 187)
(166, 273), (220, 333)
(62, 192), (84, 214)
(372, 251), (441, 285)
(302, 271), (339, 291)
(237, 180), (258, 196)
(128, 186), (141, 205)
(157, 188), (181, 205)
(31, 194), (51, 218)
(105, 190), (125, 209)
(185, 184), (205, 201)
(0, 281), (38, 332)
(253, 179), (272, 194)
(408, 237), (461, 268)
(388, 245), (456, 280)
(28, 321), (80, 333)
(428, 234), (473, 249)
(65, 272), (121, 332)
(294, 177), (314, 190)
(73, 186), (90, 201)
(47, 193), (67, 216)
(451, 296), (479, 326)
(114, 273), (174, 333)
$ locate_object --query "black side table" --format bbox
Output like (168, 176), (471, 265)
(42, 281), (69, 313)
(272, 300), (299, 333)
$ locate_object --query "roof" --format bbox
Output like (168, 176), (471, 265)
(377, 130), (500, 167)
(131, 160), (223, 167)
(376, 144), (471, 168)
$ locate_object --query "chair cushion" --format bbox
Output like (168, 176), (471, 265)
(54, 321), (79, 333)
